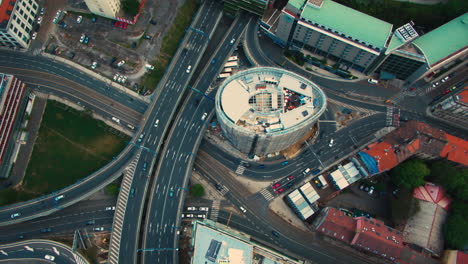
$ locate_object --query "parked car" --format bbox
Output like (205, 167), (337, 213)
(31, 32), (37, 40)
(79, 34), (85, 43)
(91, 61), (98, 69)
(37, 16), (43, 24)
(187, 207), (196, 211)
(93, 227), (104, 231)
(117, 60), (125, 67)
(272, 183), (280, 189)
(105, 206), (115, 211)
(281, 161), (289, 166)
(76, 15), (83, 24)
(367, 78), (378, 84)
(45, 255), (55, 261)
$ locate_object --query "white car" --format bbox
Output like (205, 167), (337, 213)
(197, 214), (206, 219)
(367, 78), (378, 84)
(230, 38), (235, 45)
(329, 139), (334, 147)
(145, 64), (154, 70)
(31, 32), (37, 40)
(76, 15), (83, 24)
(79, 34), (85, 43)
(154, 119), (159, 127)
(186, 214), (194, 218)
(121, 76), (127, 83)
(113, 74), (119, 81)
(117, 75), (123, 83)
(11, 213), (20, 219)
(105, 206), (115, 211)
(117, 60), (125, 67)
(91, 61), (98, 69)
(199, 207), (209, 212)
(239, 206), (247, 213)
(187, 207), (196, 211)
(54, 195), (64, 201)
(93, 227), (104, 231)
(186, 65), (191, 73)
(44, 255), (55, 261)
(201, 112), (207, 121)
(37, 16), (43, 24)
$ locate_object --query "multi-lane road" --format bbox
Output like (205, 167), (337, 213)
(108, 2), (224, 264)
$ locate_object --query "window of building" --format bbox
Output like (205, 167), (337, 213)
(33, 3), (37, 10)
(28, 18), (32, 24)
(14, 27), (18, 33)
(18, 32), (22, 38)
(21, 22), (25, 29)
(20, 9), (24, 15)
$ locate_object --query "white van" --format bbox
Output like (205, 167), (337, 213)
(302, 168), (311, 175)
(318, 175), (328, 189)
(329, 139), (334, 147)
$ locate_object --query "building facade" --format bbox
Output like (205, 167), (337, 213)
(215, 67), (326, 157)
(275, 0), (392, 73)
(0, 73), (28, 178)
(430, 88), (468, 128)
(84, 0), (121, 19)
(0, 0), (39, 49)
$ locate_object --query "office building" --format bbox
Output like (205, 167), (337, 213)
(0, 73), (28, 177)
(430, 87), (468, 128)
(275, 0), (393, 73)
(0, 0), (39, 49)
(215, 67), (327, 157)
(84, 0), (121, 19)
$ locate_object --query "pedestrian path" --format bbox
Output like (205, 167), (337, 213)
(217, 185), (229, 196)
(259, 188), (275, 202)
(108, 152), (140, 264)
(210, 200), (220, 221)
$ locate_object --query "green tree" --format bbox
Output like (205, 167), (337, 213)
(430, 161), (468, 201)
(390, 188), (420, 224)
(121, 0), (140, 16)
(391, 159), (429, 189)
(190, 184), (205, 197)
(105, 183), (119, 197)
(444, 200), (468, 250)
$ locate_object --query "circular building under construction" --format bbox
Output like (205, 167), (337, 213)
(215, 67), (327, 157)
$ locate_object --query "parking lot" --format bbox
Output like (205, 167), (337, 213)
(33, 0), (186, 95)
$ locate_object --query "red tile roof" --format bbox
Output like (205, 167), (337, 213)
(457, 251), (468, 264)
(362, 121), (468, 173)
(314, 207), (356, 243)
(362, 141), (398, 171)
(440, 134), (468, 166)
(458, 88), (468, 104)
(352, 217), (403, 260)
(413, 182), (451, 210)
(0, 0), (16, 26)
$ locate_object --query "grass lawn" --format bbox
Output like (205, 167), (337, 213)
(22, 100), (129, 195)
(141, 0), (199, 91)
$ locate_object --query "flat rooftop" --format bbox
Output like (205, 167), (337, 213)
(192, 221), (301, 264)
(217, 67), (326, 134)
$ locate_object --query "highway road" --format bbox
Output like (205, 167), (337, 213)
(0, 199), (115, 244)
(0, 51), (148, 114)
(107, 1), (225, 264)
(139, 12), (251, 264)
(0, 239), (87, 264)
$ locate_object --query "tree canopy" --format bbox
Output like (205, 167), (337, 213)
(429, 161), (468, 201)
(391, 159), (429, 189)
(444, 200), (468, 250)
(122, 0), (140, 17)
(105, 183), (119, 197)
(190, 184), (205, 197)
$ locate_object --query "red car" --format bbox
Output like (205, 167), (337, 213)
(442, 89), (450, 95)
(288, 175), (294, 180)
(272, 183), (281, 189)
(114, 21), (128, 29)
(276, 188), (284, 194)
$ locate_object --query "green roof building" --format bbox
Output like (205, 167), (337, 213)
(276, 0), (393, 73)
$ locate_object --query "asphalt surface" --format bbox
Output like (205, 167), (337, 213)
(139, 12), (251, 264)
(0, 239), (87, 264)
(0, 50), (148, 114)
(109, 2), (225, 264)
(194, 151), (385, 264)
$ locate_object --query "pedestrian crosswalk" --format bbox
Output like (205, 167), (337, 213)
(386, 106), (394, 127)
(235, 164), (246, 175)
(260, 188), (275, 202)
(218, 185), (229, 196)
(386, 106), (401, 127)
(210, 200), (220, 221)
(73, 253), (87, 264)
